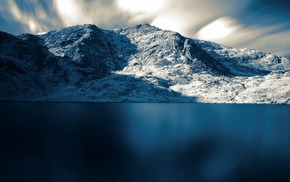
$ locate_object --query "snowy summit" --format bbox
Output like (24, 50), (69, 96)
(0, 24), (290, 104)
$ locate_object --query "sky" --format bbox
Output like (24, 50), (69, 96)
(0, 0), (290, 56)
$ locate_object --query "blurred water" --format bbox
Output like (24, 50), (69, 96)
(1, 103), (290, 182)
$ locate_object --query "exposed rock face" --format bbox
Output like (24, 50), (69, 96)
(0, 24), (289, 104)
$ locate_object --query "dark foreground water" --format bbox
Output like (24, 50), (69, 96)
(1, 103), (290, 182)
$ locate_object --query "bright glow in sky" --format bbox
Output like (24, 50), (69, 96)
(196, 17), (240, 40)
(1, 0), (290, 56)
(152, 12), (190, 34)
(54, 0), (92, 26)
(117, 0), (165, 14)
(28, 19), (37, 32)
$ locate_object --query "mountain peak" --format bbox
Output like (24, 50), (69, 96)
(39, 24), (101, 38)
(0, 24), (290, 104)
(116, 23), (162, 34)
(133, 23), (160, 30)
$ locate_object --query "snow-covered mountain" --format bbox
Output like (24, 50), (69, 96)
(0, 24), (289, 104)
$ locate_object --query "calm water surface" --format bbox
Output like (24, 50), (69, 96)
(1, 103), (290, 182)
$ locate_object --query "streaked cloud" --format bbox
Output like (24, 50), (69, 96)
(117, 0), (165, 14)
(196, 17), (241, 41)
(52, 0), (134, 28)
(0, 0), (289, 56)
(4, 0), (61, 33)
(53, 0), (92, 26)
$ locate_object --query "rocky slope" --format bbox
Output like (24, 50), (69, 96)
(0, 24), (289, 104)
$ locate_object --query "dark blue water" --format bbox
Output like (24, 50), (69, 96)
(1, 103), (290, 182)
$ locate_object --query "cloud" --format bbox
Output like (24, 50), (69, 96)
(0, 0), (289, 55)
(53, 0), (91, 26)
(195, 17), (241, 40)
(1, 0), (61, 33)
(149, 0), (290, 56)
(151, 0), (252, 36)
(1, 0), (134, 33)
(52, 0), (133, 28)
(218, 21), (290, 55)
(232, 25), (290, 56)
(117, 0), (165, 14)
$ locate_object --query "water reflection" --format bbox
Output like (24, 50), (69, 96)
(1, 103), (290, 182)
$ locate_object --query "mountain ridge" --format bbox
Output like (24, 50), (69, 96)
(0, 24), (289, 104)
